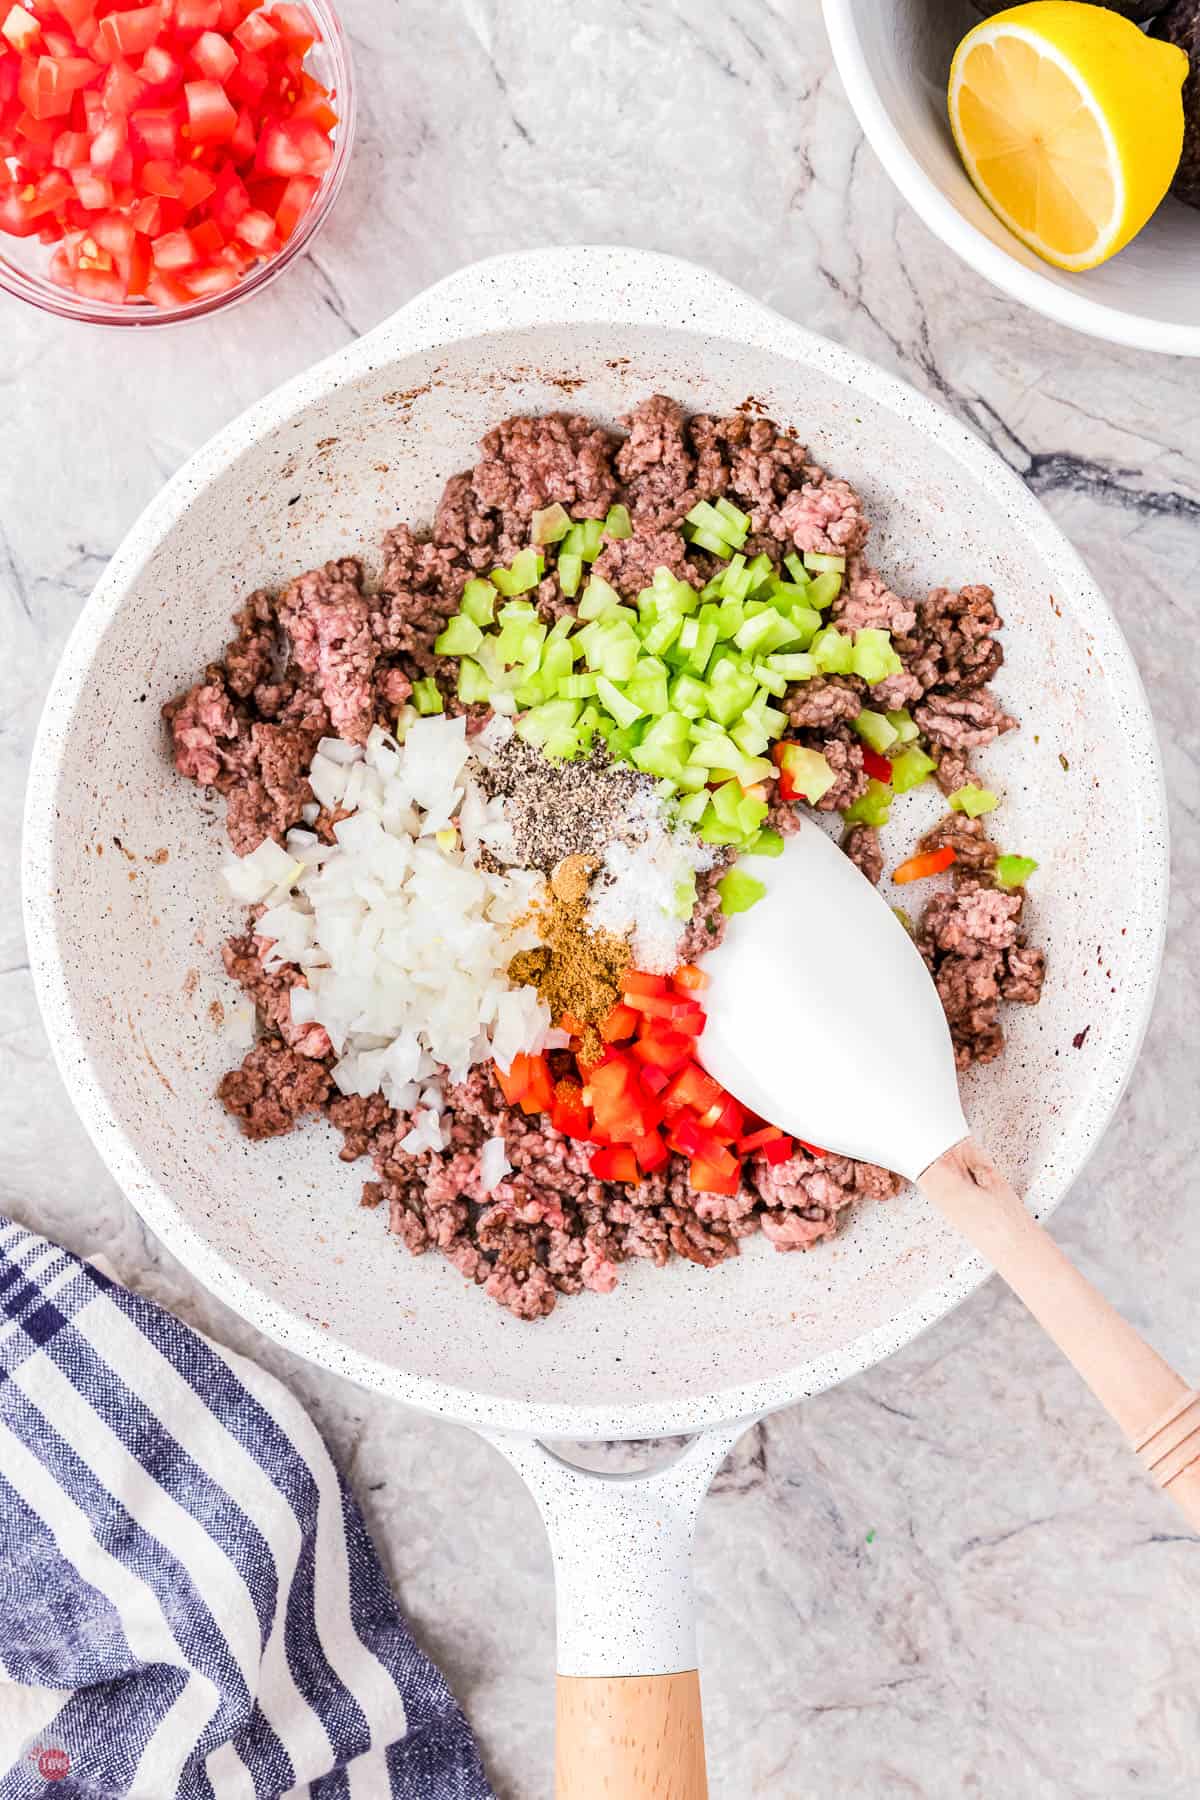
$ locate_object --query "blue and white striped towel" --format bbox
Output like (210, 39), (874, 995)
(0, 1217), (494, 1799)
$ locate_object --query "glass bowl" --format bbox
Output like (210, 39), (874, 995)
(0, 0), (354, 327)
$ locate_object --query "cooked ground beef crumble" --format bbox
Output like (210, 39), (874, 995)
(167, 395), (1046, 1320)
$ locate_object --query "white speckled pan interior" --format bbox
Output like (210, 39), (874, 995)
(24, 248), (1168, 1441)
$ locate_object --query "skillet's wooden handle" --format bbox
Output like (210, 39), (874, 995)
(557, 1672), (707, 1799)
(921, 1137), (1200, 1530)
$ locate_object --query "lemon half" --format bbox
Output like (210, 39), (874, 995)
(948, 1), (1187, 272)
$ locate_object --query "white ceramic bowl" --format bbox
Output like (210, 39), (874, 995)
(823, 0), (1200, 355)
(24, 247), (1167, 1447)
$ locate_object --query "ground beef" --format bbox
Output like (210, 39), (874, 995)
(169, 391), (1047, 1318)
(917, 813), (998, 874)
(917, 878), (1045, 1069)
(842, 823), (883, 886)
(914, 689), (1016, 752)
(782, 675), (864, 731)
(218, 1039), (331, 1139)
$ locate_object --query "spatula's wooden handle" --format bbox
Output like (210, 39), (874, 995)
(921, 1137), (1200, 1530)
(556, 1673), (707, 1798)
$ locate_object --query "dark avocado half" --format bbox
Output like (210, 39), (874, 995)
(1152, 1), (1200, 206)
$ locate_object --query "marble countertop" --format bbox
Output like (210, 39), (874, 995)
(3, 1), (1199, 1793)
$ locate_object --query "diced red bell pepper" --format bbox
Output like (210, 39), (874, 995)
(493, 1053), (531, 1107)
(550, 1077), (589, 1141)
(666, 1114), (705, 1159)
(590, 1144), (639, 1184)
(738, 1126), (790, 1155)
(672, 963), (709, 994)
(687, 1156), (740, 1197)
(671, 1010), (705, 1037)
(662, 1064), (724, 1117)
(797, 1140), (827, 1158)
(860, 745), (893, 785)
(639, 1065), (670, 1096)
(631, 1029), (693, 1072)
(598, 1002), (638, 1044)
(892, 845), (956, 886)
(631, 1129), (669, 1174)
(624, 990), (700, 1019)
(621, 970), (669, 998)
(699, 1093), (745, 1141)
(517, 1052), (553, 1116)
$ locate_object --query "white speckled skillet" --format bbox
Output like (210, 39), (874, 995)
(24, 248), (1168, 1796)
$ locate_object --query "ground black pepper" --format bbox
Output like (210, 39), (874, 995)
(482, 736), (656, 873)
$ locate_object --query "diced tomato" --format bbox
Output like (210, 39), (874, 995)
(73, 259), (125, 300)
(129, 190), (160, 230)
(102, 58), (143, 111)
(150, 222), (197, 264)
(208, 160), (248, 225)
(672, 963), (708, 994)
(272, 168), (314, 238)
(687, 1156), (740, 1197)
(631, 1129), (669, 1174)
(860, 745), (893, 785)
(52, 0), (95, 32)
(19, 57), (73, 118)
(267, 2), (317, 51)
(621, 970), (669, 998)
(123, 224), (150, 292)
(69, 163), (110, 205)
(173, 0), (221, 33)
(183, 75), (235, 139)
(128, 102), (176, 155)
(255, 112), (329, 175)
(144, 266), (191, 305)
(88, 113), (127, 171)
(226, 43), (267, 101)
(590, 1145), (638, 1184)
(2, 6), (41, 54)
(0, 181), (41, 233)
(232, 6), (277, 50)
(662, 1064), (724, 1117)
(189, 212), (222, 252)
(89, 205), (133, 252)
(137, 41), (181, 92)
(98, 5), (162, 60)
(598, 1002), (637, 1044)
(227, 98), (253, 159)
(139, 157), (182, 195)
(177, 159), (215, 205)
(189, 26), (235, 79)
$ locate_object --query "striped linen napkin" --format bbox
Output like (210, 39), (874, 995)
(0, 1217), (494, 1799)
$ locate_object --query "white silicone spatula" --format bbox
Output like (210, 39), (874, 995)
(700, 818), (1200, 1526)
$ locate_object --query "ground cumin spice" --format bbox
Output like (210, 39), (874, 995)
(508, 854), (630, 1026)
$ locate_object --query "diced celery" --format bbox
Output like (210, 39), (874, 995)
(594, 675), (646, 728)
(715, 496), (751, 535)
(711, 780), (744, 828)
(632, 741), (686, 781)
(559, 672), (598, 699)
(641, 710), (691, 750)
(576, 702), (601, 747)
(541, 638), (576, 687)
(543, 731), (581, 760)
(850, 628), (902, 685)
(842, 779), (892, 828)
(491, 548), (544, 596)
(627, 669), (670, 717)
(643, 614), (683, 657)
(688, 733), (744, 770)
(412, 677), (444, 715)
(786, 606), (823, 647)
(766, 652), (817, 682)
(769, 581), (813, 610)
(689, 527), (731, 555)
(497, 597), (538, 623)
(434, 615), (484, 656)
(671, 871), (698, 919)
(736, 793), (769, 835)
(803, 550), (846, 573)
(731, 716), (769, 757)
(750, 699), (787, 736)
(889, 746), (936, 793)
(776, 744), (834, 803)
(885, 708), (919, 744)
(948, 784), (999, 818)
(459, 578), (497, 626)
(557, 551), (583, 598)
(532, 503), (571, 545)
(577, 575), (623, 620)
(653, 565), (700, 607)
(745, 553), (775, 595)
(697, 804), (744, 846)
(578, 518), (605, 562)
(994, 854), (1038, 888)
(852, 709), (899, 754)
(736, 753), (774, 786)
(517, 699), (581, 751)
(583, 621), (640, 682)
(456, 651), (489, 698)
(707, 672), (759, 728)
(734, 611), (779, 656)
(812, 627), (855, 675)
(595, 717), (645, 760)
(496, 617), (547, 668)
(684, 621), (718, 676)
(783, 552), (811, 585)
(807, 571), (842, 611)
(686, 500), (742, 546)
(561, 524), (585, 557)
(716, 598), (745, 639)
(746, 828), (785, 858)
(718, 554), (751, 601)
(514, 671), (549, 707)
(670, 674), (710, 719)
(718, 867), (767, 915)
(676, 789), (710, 823)
(676, 762), (709, 793)
(604, 503), (633, 540)
(750, 664), (788, 697)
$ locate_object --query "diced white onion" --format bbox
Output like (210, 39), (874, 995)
(480, 1135), (511, 1193)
